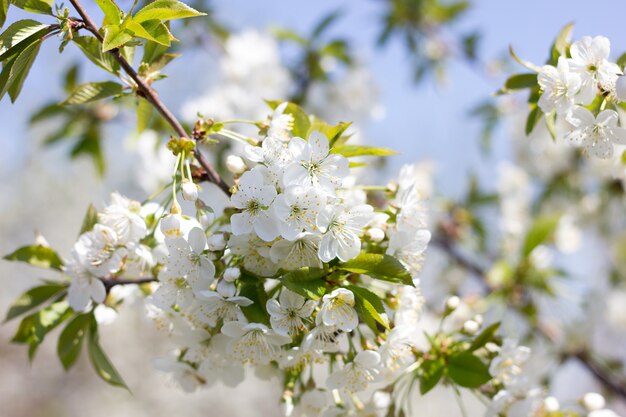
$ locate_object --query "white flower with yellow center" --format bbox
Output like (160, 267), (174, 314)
(267, 102), (294, 142)
(165, 227), (215, 293)
(228, 233), (278, 277)
(66, 252), (106, 311)
(566, 108), (626, 159)
(318, 288), (358, 332)
(99, 192), (147, 244)
(266, 289), (316, 336)
(221, 321), (291, 364)
(317, 204), (374, 262)
(73, 224), (125, 276)
(272, 185), (326, 240)
(489, 339), (531, 389)
(269, 233), (322, 270)
(326, 350), (381, 393)
(194, 281), (252, 326)
(538, 56), (582, 115)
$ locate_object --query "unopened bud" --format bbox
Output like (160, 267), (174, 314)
(160, 214), (182, 238)
(445, 295), (460, 311)
(367, 227), (385, 242)
(207, 234), (226, 251)
(582, 392), (605, 411)
(224, 267), (241, 282)
(463, 320), (480, 335)
(226, 155), (247, 174)
(543, 396), (560, 412)
(181, 179), (199, 202)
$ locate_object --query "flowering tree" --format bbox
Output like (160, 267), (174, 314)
(1, 1), (626, 417)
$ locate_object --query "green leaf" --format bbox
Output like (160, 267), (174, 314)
(79, 203), (99, 235)
(617, 52), (626, 70)
(280, 267), (327, 300)
(448, 352), (491, 388)
(345, 285), (389, 331)
(420, 359), (445, 395)
(0, 19), (48, 61)
(309, 118), (351, 148)
(57, 313), (91, 370)
(136, 97), (153, 133)
(142, 39), (168, 64)
(5, 283), (67, 321)
(95, 0), (122, 25)
(504, 73), (537, 90)
(87, 317), (129, 389)
(238, 275), (270, 325)
(4, 244), (63, 270)
(6, 38), (40, 102)
(271, 28), (307, 45)
(469, 322), (500, 351)
(73, 36), (120, 74)
(10, 0), (52, 15)
(62, 81), (124, 105)
(12, 301), (72, 361)
(133, 0), (205, 23)
(71, 126), (105, 177)
(102, 24), (133, 52)
(330, 145), (397, 158)
(525, 105), (542, 135)
(509, 45), (541, 72)
(265, 100), (311, 138)
(522, 214), (561, 257)
(550, 22), (573, 64)
(0, 0), (8, 28)
(126, 19), (172, 46)
(338, 253), (413, 286)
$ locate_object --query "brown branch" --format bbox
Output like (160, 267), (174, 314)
(68, 0), (230, 195)
(434, 232), (626, 402)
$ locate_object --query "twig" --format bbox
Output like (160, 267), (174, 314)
(68, 0), (230, 195)
(434, 232), (626, 402)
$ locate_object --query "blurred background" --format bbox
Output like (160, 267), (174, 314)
(1, 0), (626, 416)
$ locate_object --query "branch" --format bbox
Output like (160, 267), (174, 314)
(68, 0), (230, 195)
(434, 232), (626, 402)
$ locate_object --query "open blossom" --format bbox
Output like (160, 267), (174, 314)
(387, 229), (430, 278)
(230, 168), (279, 241)
(195, 281), (252, 326)
(267, 102), (294, 142)
(317, 204), (373, 262)
(221, 321), (291, 364)
(164, 227), (215, 293)
(566, 108), (626, 158)
(568, 35), (622, 102)
(272, 185), (326, 240)
(73, 224), (125, 276)
(269, 233), (322, 270)
(537, 56), (582, 115)
(151, 271), (194, 311)
(319, 288), (359, 332)
(228, 233), (278, 277)
(266, 289), (316, 336)
(152, 356), (206, 393)
(98, 192), (147, 244)
(489, 339), (531, 388)
(326, 350), (381, 392)
(244, 136), (291, 168)
(66, 252), (106, 311)
(283, 131), (349, 192)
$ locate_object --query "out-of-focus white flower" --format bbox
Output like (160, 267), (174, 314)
(568, 36), (622, 102)
(582, 392), (606, 411)
(99, 192), (147, 244)
(319, 288), (358, 332)
(326, 350), (381, 392)
(538, 57), (582, 115)
(267, 102), (294, 142)
(66, 252), (106, 311)
(566, 108), (626, 159)
(489, 339), (531, 389)
(153, 356), (205, 392)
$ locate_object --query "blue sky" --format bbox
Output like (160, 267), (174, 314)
(1, 0), (626, 196)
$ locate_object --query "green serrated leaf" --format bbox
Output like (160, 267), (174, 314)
(420, 359), (445, 395)
(73, 36), (120, 74)
(7, 38), (40, 102)
(330, 145), (397, 158)
(87, 317), (129, 389)
(345, 285), (389, 331)
(448, 352), (491, 388)
(280, 267), (327, 300)
(338, 253), (413, 286)
(469, 322), (500, 351)
(133, 0), (205, 23)
(102, 24), (133, 52)
(522, 214), (561, 257)
(126, 19), (172, 46)
(0, 19), (49, 61)
(58, 313), (90, 370)
(504, 73), (538, 90)
(10, 0), (52, 15)
(12, 301), (72, 361)
(95, 0), (122, 25)
(5, 282), (67, 321)
(63, 81), (124, 105)
(4, 244), (63, 270)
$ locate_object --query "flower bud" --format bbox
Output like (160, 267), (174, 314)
(181, 179), (199, 202)
(224, 267), (241, 282)
(195, 201), (215, 229)
(217, 279), (236, 298)
(160, 214), (182, 238)
(207, 233), (226, 251)
(543, 396), (560, 412)
(473, 314), (484, 326)
(462, 319), (480, 335)
(445, 295), (460, 311)
(226, 155), (247, 174)
(582, 392), (605, 411)
(367, 227), (385, 242)
(616, 75), (626, 101)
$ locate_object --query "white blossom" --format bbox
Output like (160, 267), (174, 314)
(164, 227), (215, 293)
(537, 56), (582, 115)
(266, 289), (316, 336)
(221, 321), (291, 364)
(317, 204), (373, 262)
(272, 185), (326, 240)
(326, 350), (381, 392)
(318, 288), (359, 332)
(566, 108), (626, 159)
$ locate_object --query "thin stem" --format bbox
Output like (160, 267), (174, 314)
(68, 0), (230, 195)
(453, 386), (469, 417)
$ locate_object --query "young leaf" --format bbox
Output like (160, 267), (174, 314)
(345, 284), (389, 331)
(133, 0), (205, 23)
(504, 73), (538, 90)
(95, 0), (122, 25)
(102, 24), (133, 52)
(469, 322), (500, 351)
(10, 0), (52, 15)
(4, 244), (63, 270)
(62, 81), (124, 105)
(522, 214), (561, 257)
(57, 313), (91, 370)
(5, 282), (67, 321)
(525, 105), (542, 135)
(142, 39), (168, 64)
(72, 36), (120, 74)
(0, 0), (8, 28)
(550, 22), (573, 63)
(280, 267), (327, 300)
(12, 301), (72, 361)
(420, 359), (445, 395)
(126, 19), (173, 46)
(0, 19), (49, 61)
(338, 253), (413, 286)
(330, 145), (397, 158)
(79, 204), (99, 234)
(7, 38), (40, 102)
(87, 318), (129, 389)
(447, 352), (491, 388)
